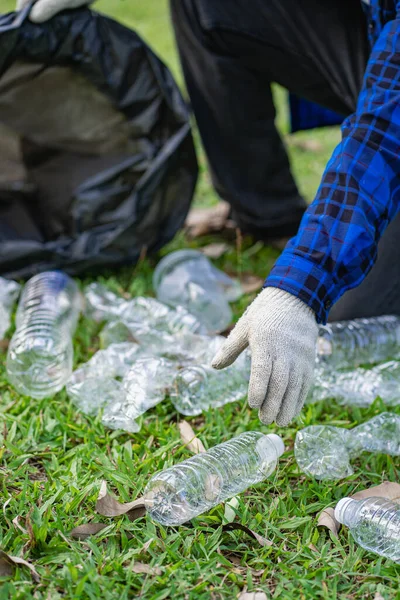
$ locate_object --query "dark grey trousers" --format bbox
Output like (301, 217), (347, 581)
(170, 0), (400, 320)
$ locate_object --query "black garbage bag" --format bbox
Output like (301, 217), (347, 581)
(0, 6), (198, 279)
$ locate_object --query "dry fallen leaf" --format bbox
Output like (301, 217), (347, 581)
(352, 481), (400, 502)
(178, 421), (206, 454)
(185, 202), (231, 239)
(317, 508), (339, 537)
(318, 480), (400, 536)
(222, 523), (272, 547)
(138, 538), (154, 554)
(239, 274), (264, 295)
(0, 550), (40, 582)
(200, 243), (230, 259)
(12, 516), (27, 535)
(96, 481), (146, 521)
(238, 591), (268, 600)
(0, 340), (9, 352)
(374, 593), (386, 600)
(131, 562), (162, 576)
(70, 523), (109, 540)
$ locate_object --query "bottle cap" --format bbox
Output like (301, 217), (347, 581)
(334, 497), (354, 524)
(267, 433), (285, 457)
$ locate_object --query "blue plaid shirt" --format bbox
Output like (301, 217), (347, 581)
(265, 0), (400, 324)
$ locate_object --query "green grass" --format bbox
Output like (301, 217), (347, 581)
(1, 1), (400, 599)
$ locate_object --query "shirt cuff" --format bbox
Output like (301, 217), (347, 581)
(264, 253), (338, 324)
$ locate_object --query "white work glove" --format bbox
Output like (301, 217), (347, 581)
(16, 0), (94, 23)
(212, 287), (318, 426)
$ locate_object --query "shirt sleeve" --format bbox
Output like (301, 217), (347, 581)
(265, 10), (400, 324)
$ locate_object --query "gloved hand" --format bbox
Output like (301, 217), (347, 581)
(16, 0), (94, 23)
(212, 287), (318, 426)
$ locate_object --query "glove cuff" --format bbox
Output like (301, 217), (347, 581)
(263, 286), (316, 318)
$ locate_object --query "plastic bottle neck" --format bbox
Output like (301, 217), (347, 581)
(265, 433), (285, 458)
(335, 497), (357, 527)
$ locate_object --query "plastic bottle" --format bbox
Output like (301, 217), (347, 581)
(7, 271), (82, 398)
(295, 425), (355, 480)
(171, 352), (250, 416)
(294, 413), (400, 480)
(153, 249), (242, 333)
(66, 342), (143, 415)
(120, 356), (177, 419)
(308, 361), (400, 407)
(84, 282), (126, 322)
(352, 412), (400, 456)
(317, 315), (400, 369)
(335, 497), (400, 562)
(143, 431), (284, 525)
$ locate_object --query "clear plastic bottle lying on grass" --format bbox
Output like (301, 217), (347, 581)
(308, 361), (400, 407)
(335, 496), (400, 562)
(317, 315), (400, 369)
(143, 431), (284, 525)
(295, 412), (400, 480)
(7, 271), (81, 398)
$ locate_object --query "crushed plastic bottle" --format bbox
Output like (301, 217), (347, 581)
(67, 342), (143, 414)
(7, 271), (82, 398)
(295, 412), (400, 480)
(84, 283), (205, 335)
(309, 361), (400, 407)
(71, 377), (125, 417)
(317, 315), (400, 369)
(0, 277), (21, 340)
(153, 249), (242, 333)
(171, 350), (250, 416)
(120, 297), (205, 335)
(100, 320), (225, 364)
(101, 357), (177, 431)
(143, 431), (284, 525)
(335, 497), (400, 562)
(101, 321), (181, 359)
(84, 283), (127, 322)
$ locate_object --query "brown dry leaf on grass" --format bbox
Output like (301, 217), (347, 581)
(318, 481), (400, 536)
(185, 202), (231, 239)
(352, 481), (400, 502)
(96, 480), (146, 521)
(200, 243), (230, 259)
(317, 508), (339, 537)
(70, 523), (109, 540)
(0, 339), (9, 352)
(178, 421), (206, 454)
(0, 550), (40, 582)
